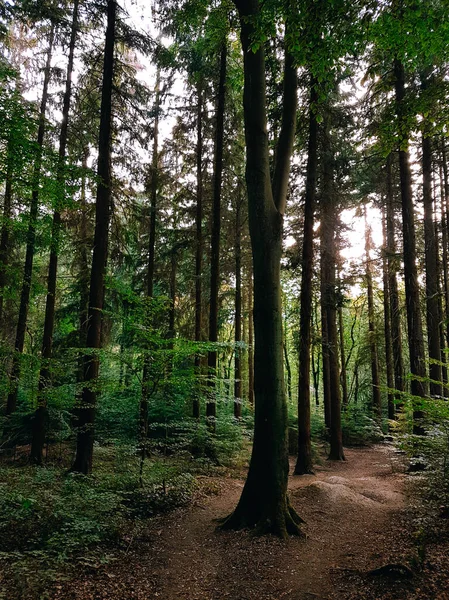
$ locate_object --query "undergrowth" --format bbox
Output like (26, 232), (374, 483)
(0, 432), (247, 600)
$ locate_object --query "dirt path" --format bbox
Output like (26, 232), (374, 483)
(52, 444), (416, 600)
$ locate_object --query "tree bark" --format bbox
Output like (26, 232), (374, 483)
(394, 60), (427, 432)
(71, 0), (116, 474)
(6, 26), (54, 416)
(207, 42), (227, 425)
(220, 0), (302, 537)
(31, 0), (79, 464)
(294, 77), (318, 475)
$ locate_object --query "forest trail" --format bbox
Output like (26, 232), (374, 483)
(53, 443), (422, 600)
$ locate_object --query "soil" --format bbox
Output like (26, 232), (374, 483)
(49, 444), (449, 600)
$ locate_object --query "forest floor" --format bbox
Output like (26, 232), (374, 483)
(49, 443), (449, 600)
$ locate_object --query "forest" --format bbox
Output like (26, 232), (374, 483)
(1, 0), (449, 598)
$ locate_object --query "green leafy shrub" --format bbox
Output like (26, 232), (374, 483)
(341, 405), (384, 446)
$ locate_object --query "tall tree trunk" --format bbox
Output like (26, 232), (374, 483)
(0, 147), (13, 331)
(394, 60), (427, 432)
(422, 128), (442, 396)
(439, 156), (449, 363)
(192, 81), (203, 419)
(78, 148), (90, 362)
(139, 63), (161, 460)
(386, 153), (405, 408)
(221, 1), (302, 537)
(294, 77), (318, 475)
(321, 114), (344, 461)
(338, 306), (348, 408)
(71, 0), (116, 474)
(283, 335), (293, 406)
(6, 27), (54, 416)
(320, 266), (331, 428)
(442, 140), (449, 351)
(234, 190), (242, 419)
(365, 210), (382, 420)
(247, 269), (254, 407)
(207, 42), (227, 424)
(382, 207), (395, 420)
(311, 298), (320, 407)
(169, 249), (177, 338)
(31, 0), (79, 464)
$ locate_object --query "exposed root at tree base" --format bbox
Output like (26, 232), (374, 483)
(217, 501), (305, 539)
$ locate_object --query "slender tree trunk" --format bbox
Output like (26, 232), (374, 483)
(320, 269), (331, 428)
(31, 0), (79, 464)
(207, 42), (227, 425)
(386, 153), (405, 408)
(422, 129), (442, 396)
(283, 335), (293, 406)
(234, 190), (242, 419)
(139, 64), (161, 460)
(382, 207), (395, 420)
(0, 149), (13, 331)
(294, 77), (318, 475)
(442, 140), (449, 351)
(435, 209), (447, 390)
(247, 270), (254, 407)
(71, 0), (116, 474)
(193, 82), (203, 420)
(394, 60), (427, 432)
(78, 148), (90, 357)
(365, 210), (382, 420)
(221, 1), (302, 537)
(169, 249), (176, 338)
(439, 156), (449, 382)
(311, 298), (320, 407)
(321, 114), (344, 461)
(6, 27), (54, 416)
(338, 306), (348, 408)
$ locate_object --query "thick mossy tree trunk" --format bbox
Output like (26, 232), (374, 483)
(31, 0), (79, 464)
(193, 81), (203, 420)
(220, 0), (302, 537)
(394, 60), (428, 431)
(365, 211), (382, 420)
(294, 77), (318, 476)
(386, 154), (404, 408)
(207, 42), (227, 425)
(71, 0), (116, 474)
(6, 27), (54, 416)
(422, 128), (442, 396)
